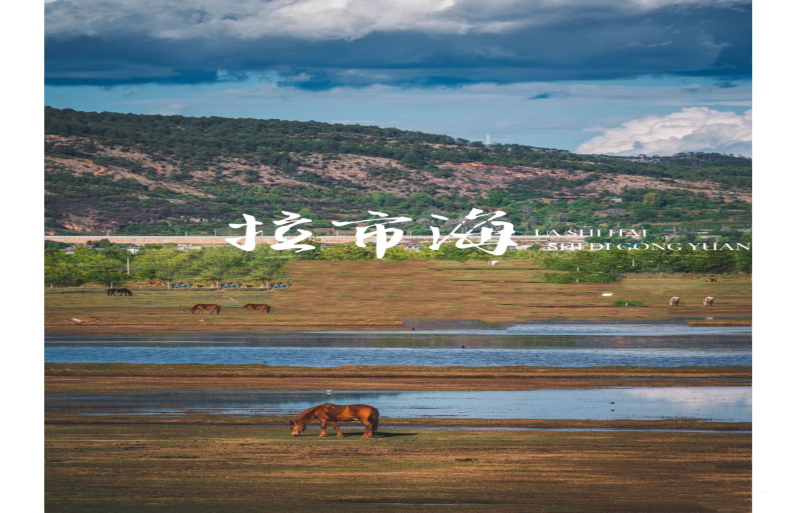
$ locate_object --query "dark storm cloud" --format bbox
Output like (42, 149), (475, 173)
(45, 2), (751, 88)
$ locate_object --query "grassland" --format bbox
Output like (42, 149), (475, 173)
(45, 363), (752, 510)
(45, 259), (752, 333)
(44, 261), (752, 511)
(45, 420), (751, 512)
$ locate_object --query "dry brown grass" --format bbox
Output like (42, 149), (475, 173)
(45, 260), (752, 334)
(45, 420), (751, 512)
(45, 363), (752, 392)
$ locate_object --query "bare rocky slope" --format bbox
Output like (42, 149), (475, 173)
(44, 108), (752, 235)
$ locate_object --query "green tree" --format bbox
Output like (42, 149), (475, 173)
(418, 242), (491, 262)
(83, 256), (128, 287)
(133, 248), (191, 288)
(643, 192), (665, 208)
(196, 246), (245, 288)
(246, 246), (290, 288)
(319, 242), (375, 261)
(44, 248), (70, 267)
(45, 263), (84, 293)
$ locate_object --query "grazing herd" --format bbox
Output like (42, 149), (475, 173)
(669, 296), (715, 307)
(106, 275), (723, 314)
(105, 287), (272, 315)
(669, 278), (719, 307)
(185, 303), (272, 315)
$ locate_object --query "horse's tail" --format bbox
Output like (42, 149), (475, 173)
(370, 408), (380, 435)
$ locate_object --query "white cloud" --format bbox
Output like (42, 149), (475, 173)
(148, 103), (189, 115)
(45, 0), (748, 41)
(576, 107), (752, 156)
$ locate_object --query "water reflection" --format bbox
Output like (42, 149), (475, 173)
(46, 387), (751, 422)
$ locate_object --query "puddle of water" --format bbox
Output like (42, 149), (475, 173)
(46, 387), (751, 422)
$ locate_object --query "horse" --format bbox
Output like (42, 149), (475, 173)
(705, 277), (719, 283)
(243, 303), (271, 313)
(704, 296), (715, 306)
(116, 288), (133, 296)
(149, 280), (162, 285)
(107, 288), (117, 296)
(189, 304), (221, 315)
(669, 296), (681, 306)
(289, 403), (379, 438)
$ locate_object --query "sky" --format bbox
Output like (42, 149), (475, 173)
(44, 0), (752, 156)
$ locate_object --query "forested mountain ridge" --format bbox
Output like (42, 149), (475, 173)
(44, 107), (752, 235)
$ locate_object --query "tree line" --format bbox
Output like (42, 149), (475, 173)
(44, 238), (751, 291)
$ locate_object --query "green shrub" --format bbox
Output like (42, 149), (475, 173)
(613, 300), (644, 307)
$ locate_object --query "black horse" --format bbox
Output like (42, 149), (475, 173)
(107, 288), (133, 296)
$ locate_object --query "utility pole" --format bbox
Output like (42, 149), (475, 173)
(126, 256), (130, 275)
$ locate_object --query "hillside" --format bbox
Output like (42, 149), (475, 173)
(44, 107), (752, 235)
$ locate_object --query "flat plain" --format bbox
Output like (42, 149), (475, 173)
(45, 259), (752, 511)
(45, 420), (751, 513)
(45, 259), (752, 333)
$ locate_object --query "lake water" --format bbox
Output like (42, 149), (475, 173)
(45, 325), (751, 367)
(44, 346), (750, 367)
(46, 387), (751, 422)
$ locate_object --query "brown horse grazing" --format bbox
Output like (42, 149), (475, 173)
(705, 277), (719, 283)
(289, 403), (379, 438)
(242, 303), (271, 313)
(189, 303), (221, 315)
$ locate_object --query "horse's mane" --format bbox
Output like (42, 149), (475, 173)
(293, 404), (322, 424)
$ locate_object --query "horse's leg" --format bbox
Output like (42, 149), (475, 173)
(361, 420), (373, 438)
(319, 419), (328, 437)
(331, 421), (344, 437)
